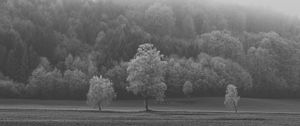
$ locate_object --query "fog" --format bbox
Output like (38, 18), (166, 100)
(213, 0), (300, 17)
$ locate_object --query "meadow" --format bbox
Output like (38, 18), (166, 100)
(0, 97), (300, 126)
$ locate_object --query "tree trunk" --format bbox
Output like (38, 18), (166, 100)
(233, 103), (237, 113)
(98, 103), (102, 112)
(144, 97), (149, 112)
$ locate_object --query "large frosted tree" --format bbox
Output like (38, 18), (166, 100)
(127, 43), (167, 111)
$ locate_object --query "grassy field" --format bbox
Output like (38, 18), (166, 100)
(0, 97), (300, 126)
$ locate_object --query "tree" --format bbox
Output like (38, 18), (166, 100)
(65, 54), (74, 70)
(39, 57), (52, 71)
(26, 66), (46, 97)
(0, 45), (7, 72)
(181, 14), (196, 38)
(0, 79), (25, 98)
(145, 3), (175, 36)
(86, 54), (98, 77)
(64, 54), (97, 77)
(0, 0), (300, 99)
(246, 46), (284, 96)
(5, 50), (18, 81)
(164, 57), (189, 96)
(199, 31), (244, 63)
(209, 56), (252, 92)
(193, 53), (252, 96)
(87, 76), (115, 112)
(98, 16), (149, 68)
(127, 43), (167, 111)
(28, 46), (39, 74)
(182, 81), (193, 97)
(64, 69), (88, 99)
(27, 66), (64, 99)
(19, 45), (29, 83)
(224, 84), (240, 113)
(105, 62), (130, 99)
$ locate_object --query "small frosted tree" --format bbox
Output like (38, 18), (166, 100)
(224, 84), (240, 113)
(182, 81), (193, 97)
(127, 43), (167, 112)
(87, 76), (115, 112)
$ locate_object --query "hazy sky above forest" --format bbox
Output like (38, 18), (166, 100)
(212, 0), (300, 17)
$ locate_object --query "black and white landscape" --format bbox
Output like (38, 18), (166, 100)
(0, 0), (300, 125)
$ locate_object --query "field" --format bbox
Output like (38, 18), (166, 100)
(0, 97), (300, 126)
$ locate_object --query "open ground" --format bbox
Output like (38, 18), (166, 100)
(0, 97), (300, 126)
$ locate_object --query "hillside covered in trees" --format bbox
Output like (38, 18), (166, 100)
(0, 0), (300, 99)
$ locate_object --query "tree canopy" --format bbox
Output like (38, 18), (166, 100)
(0, 0), (300, 99)
(127, 43), (167, 111)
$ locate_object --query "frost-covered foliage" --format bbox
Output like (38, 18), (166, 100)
(0, 0), (300, 99)
(182, 81), (193, 97)
(105, 62), (129, 98)
(87, 76), (115, 111)
(145, 3), (175, 36)
(164, 53), (252, 97)
(224, 84), (240, 113)
(0, 80), (25, 98)
(26, 66), (65, 99)
(200, 31), (244, 63)
(127, 43), (167, 111)
(27, 58), (90, 99)
(64, 54), (98, 77)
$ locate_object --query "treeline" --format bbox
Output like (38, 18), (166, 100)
(0, 0), (300, 99)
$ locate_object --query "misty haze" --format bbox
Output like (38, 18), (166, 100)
(0, 0), (300, 126)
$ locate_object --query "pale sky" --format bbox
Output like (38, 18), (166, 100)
(212, 0), (300, 17)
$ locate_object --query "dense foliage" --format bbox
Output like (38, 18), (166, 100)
(0, 0), (300, 99)
(87, 75), (115, 111)
(127, 43), (167, 111)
